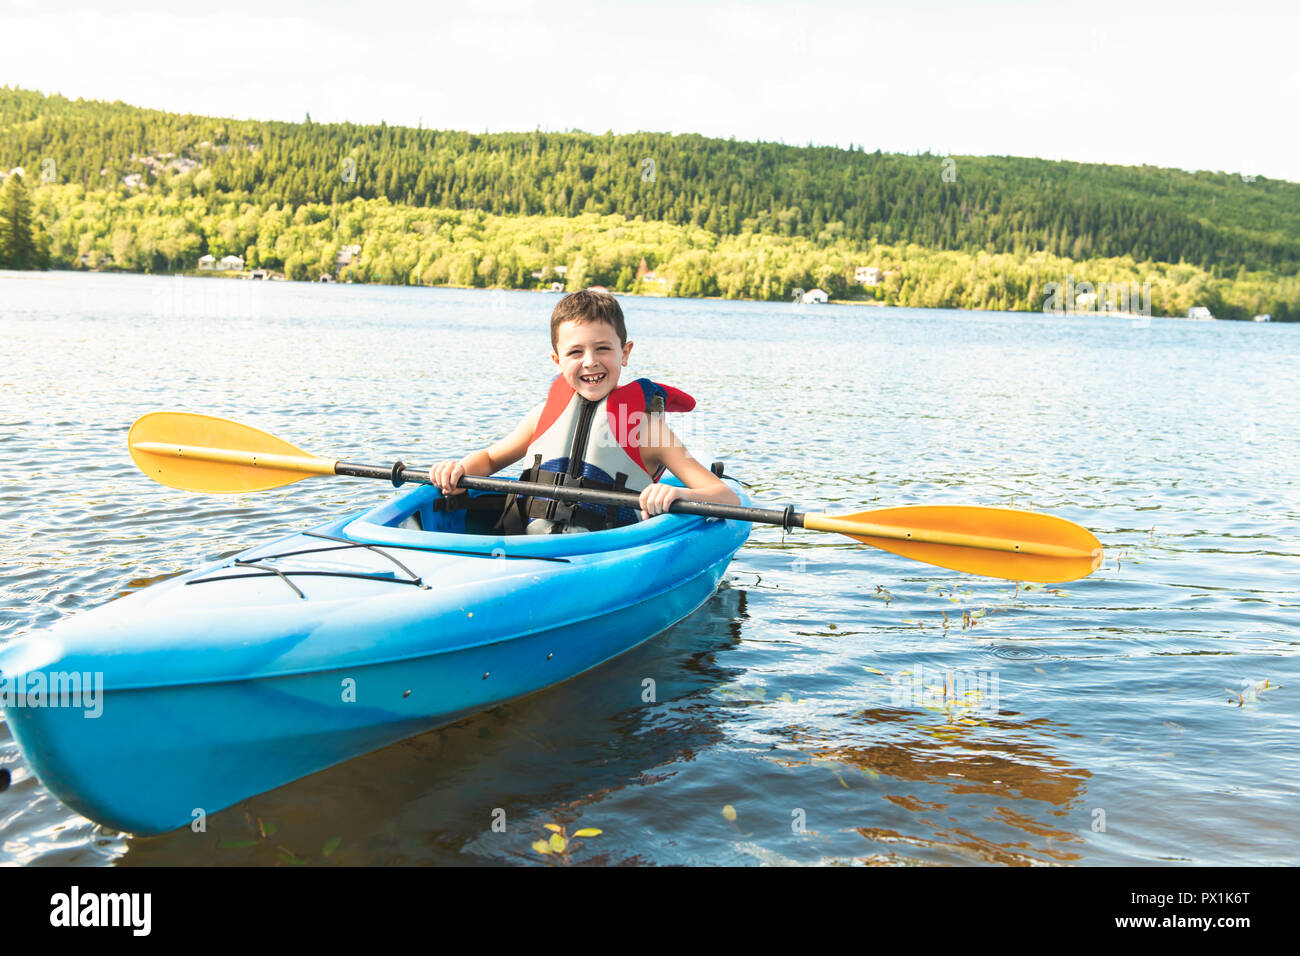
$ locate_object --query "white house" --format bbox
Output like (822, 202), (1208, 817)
(634, 258), (668, 288)
(1187, 306), (1215, 321)
(197, 254), (216, 270)
(801, 288), (829, 304)
(854, 266), (881, 286)
(217, 255), (245, 272)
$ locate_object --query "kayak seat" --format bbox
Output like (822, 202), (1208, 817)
(425, 492), (516, 536)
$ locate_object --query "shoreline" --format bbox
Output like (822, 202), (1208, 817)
(12, 269), (1284, 322)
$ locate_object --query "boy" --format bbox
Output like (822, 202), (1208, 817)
(429, 289), (738, 532)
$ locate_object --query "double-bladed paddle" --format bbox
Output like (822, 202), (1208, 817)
(127, 411), (1104, 583)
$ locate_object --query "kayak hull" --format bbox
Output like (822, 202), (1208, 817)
(1, 478), (750, 835)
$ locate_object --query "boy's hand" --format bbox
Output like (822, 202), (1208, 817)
(639, 483), (685, 520)
(429, 460), (466, 495)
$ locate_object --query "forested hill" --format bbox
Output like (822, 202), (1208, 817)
(4, 87), (1299, 275)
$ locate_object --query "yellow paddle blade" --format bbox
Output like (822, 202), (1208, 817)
(128, 412), (337, 493)
(806, 506), (1103, 583)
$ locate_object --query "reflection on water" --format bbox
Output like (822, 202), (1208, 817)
(2, 273), (1298, 866)
(111, 570), (184, 601)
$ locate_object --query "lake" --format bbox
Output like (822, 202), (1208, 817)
(1, 271), (1297, 865)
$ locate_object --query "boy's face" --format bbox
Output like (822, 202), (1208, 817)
(552, 319), (634, 401)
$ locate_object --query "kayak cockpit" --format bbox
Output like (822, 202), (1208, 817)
(383, 477), (685, 538)
(340, 476), (729, 560)
(391, 489), (520, 536)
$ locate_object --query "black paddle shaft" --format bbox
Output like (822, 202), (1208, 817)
(334, 460), (805, 530)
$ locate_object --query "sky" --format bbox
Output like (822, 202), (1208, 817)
(3, 0), (1298, 182)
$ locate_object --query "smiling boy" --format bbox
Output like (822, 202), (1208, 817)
(429, 290), (738, 532)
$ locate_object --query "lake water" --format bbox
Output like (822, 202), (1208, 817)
(1, 271), (1297, 866)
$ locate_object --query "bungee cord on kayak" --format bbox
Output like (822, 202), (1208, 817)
(186, 529), (577, 598)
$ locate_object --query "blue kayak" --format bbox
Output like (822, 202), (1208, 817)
(0, 476), (750, 835)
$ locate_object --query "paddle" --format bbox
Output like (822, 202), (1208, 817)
(128, 411), (1104, 583)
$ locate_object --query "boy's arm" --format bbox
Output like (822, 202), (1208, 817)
(429, 403), (542, 493)
(638, 416), (740, 518)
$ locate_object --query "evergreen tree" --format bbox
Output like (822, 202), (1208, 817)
(0, 172), (40, 269)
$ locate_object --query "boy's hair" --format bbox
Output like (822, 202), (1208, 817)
(550, 289), (627, 350)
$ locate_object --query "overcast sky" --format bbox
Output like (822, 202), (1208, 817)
(4, 0), (1297, 182)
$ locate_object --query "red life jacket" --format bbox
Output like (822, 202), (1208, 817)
(509, 376), (695, 532)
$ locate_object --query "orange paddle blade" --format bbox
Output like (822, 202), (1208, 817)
(128, 412), (336, 493)
(807, 506), (1103, 583)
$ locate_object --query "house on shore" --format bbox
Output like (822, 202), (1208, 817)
(198, 254), (216, 271)
(854, 266), (881, 286)
(635, 258), (669, 290)
(801, 288), (829, 304)
(531, 265), (568, 282)
(217, 255), (245, 272)
(336, 244), (362, 267)
(1187, 306), (1215, 321)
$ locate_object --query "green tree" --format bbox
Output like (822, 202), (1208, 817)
(0, 172), (40, 269)
(566, 255), (590, 291)
(284, 253), (310, 281)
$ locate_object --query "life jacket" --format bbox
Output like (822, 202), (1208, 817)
(500, 376), (695, 533)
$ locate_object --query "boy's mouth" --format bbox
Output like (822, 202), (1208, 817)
(579, 372), (607, 385)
